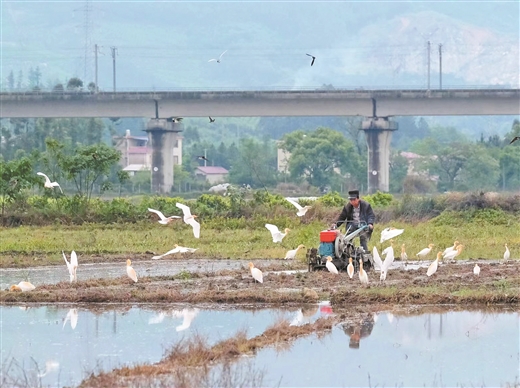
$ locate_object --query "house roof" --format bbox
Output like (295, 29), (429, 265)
(196, 166), (229, 175)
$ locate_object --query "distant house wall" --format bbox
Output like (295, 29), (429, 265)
(195, 166), (229, 184)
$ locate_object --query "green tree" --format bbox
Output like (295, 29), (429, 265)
(7, 70), (14, 91)
(457, 146), (500, 191)
(389, 151), (409, 193)
(0, 156), (35, 219)
(281, 127), (360, 190)
(228, 138), (277, 188)
(66, 77), (83, 91)
(60, 143), (123, 200)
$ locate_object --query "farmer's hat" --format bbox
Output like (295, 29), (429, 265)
(348, 190), (359, 199)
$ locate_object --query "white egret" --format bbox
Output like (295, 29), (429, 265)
(10, 281), (36, 292)
(358, 259), (368, 284)
(152, 244), (198, 260)
(416, 243), (435, 259)
(148, 312), (167, 324)
(265, 223), (290, 243)
(382, 240), (394, 257)
(380, 245), (395, 282)
(372, 246), (383, 271)
(285, 197), (312, 217)
(325, 256), (339, 275)
(426, 252), (442, 277)
(147, 208), (181, 225)
(249, 262), (263, 283)
(208, 50), (227, 63)
(443, 244), (463, 260)
(126, 259), (138, 282)
(176, 203), (200, 238)
(347, 257), (354, 279)
(504, 244), (510, 260)
(284, 244), (305, 260)
(172, 308), (200, 332)
(442, 240), (459, 257)
(473, 263), (480, 276)
(62, 250), (78, 282)
(400, 244), (408, 261)
(63, 308), (78, 330)
(37, 172), (63, 193)
(380, 227), (404, 243)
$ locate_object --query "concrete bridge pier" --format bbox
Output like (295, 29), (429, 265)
(360, 117), (398, 194)
(145, 119), (183, 194)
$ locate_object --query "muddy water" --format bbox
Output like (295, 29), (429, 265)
(246, 309), (520, 388)
(0, 259), (278, 289)
(0, 303), (327, 387)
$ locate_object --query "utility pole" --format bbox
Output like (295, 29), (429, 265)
(111, 46), (117, 92)
(94, 44), (100, 92)
(427, 41), (431, 90)
(203, 149), (207, 167)
(439, 43), (443, 90)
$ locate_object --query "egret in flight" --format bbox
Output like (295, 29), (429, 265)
(265, 223), (290, 243)
(37, 172), (63, 193)
(176, 203), (200, 238)
(147, 208), (181, 225)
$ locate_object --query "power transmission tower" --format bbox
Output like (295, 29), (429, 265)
(439, 44), (443, 90)
(111, 47), (118, 92)
(82, 0), (93, 83)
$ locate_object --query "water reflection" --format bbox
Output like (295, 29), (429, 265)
(0, 304), (310, 387)
(247, 308), (519, 387)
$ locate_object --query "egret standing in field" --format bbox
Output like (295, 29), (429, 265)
(249, 262), (263, 283)
(400, 244), (408, 261)
(347, 257), (354, 279)
(37, 172), (63, 193)
(426, 252), (442, 277)
(285, 197), (312, 217)
(442, 240), (459, 257)
(10, 281), (36, 292)
(473, 263), (480, 276)
(284, 244), (305, 260)
(443, 244), (463, 260)
(126, 259), (138, 283)
(62, 250), (78, 282)
(147, 208), (181, 225)
(176, 203), (200, 238)
(504, 244), (510, 260)
(325, 256), (339, 275)
(417, 243), (435, 259)
(358, 259), (368, 284)
(265, 224), (290, 243)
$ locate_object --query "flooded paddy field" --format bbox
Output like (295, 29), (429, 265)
(2, 257), (519, 387)
(2, 304), (518, 388)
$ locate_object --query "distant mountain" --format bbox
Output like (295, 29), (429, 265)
(1, 2), (518, 90)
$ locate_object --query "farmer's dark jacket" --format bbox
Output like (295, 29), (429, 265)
(335, 199), (375, 237)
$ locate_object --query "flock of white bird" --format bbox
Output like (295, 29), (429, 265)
(9, 181), (513, 291)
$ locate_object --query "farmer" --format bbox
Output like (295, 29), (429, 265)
(333, 189), (375, 252)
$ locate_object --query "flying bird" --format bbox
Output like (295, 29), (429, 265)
(209, 50), (227, 63)
(249, 262), (263, 283)
(168, 117), (183, 123)
(284, 244), (305, 260)
(426, 252), (442, 277)
(372, 246), (383, 271)
(10, 281), (36, 292)
(176, 203), (200, 238)
(285, 197), (312, 217)
(265, 223), (290, 243)
(306, 53), (316, 66)
(509, 136), (520, 145)
(62, 250), (78, 282)
(197, 155), (209, 161)
(325, 256), (339, 275)
(380, 227), (404, 243)
(36, 172), (63, 193)
(126, 259), (138, 283)
(209, 116), (215, 123)
(148, 208), (181, 225)
(152, 244), (198, 260)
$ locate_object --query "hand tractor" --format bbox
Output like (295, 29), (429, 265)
(307, 223), (374, 273)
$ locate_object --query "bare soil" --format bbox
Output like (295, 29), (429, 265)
(2, 255), (519, 306)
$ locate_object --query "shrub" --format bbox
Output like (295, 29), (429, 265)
(363, 191), (393, 207)
(317, 191), (344, 207)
